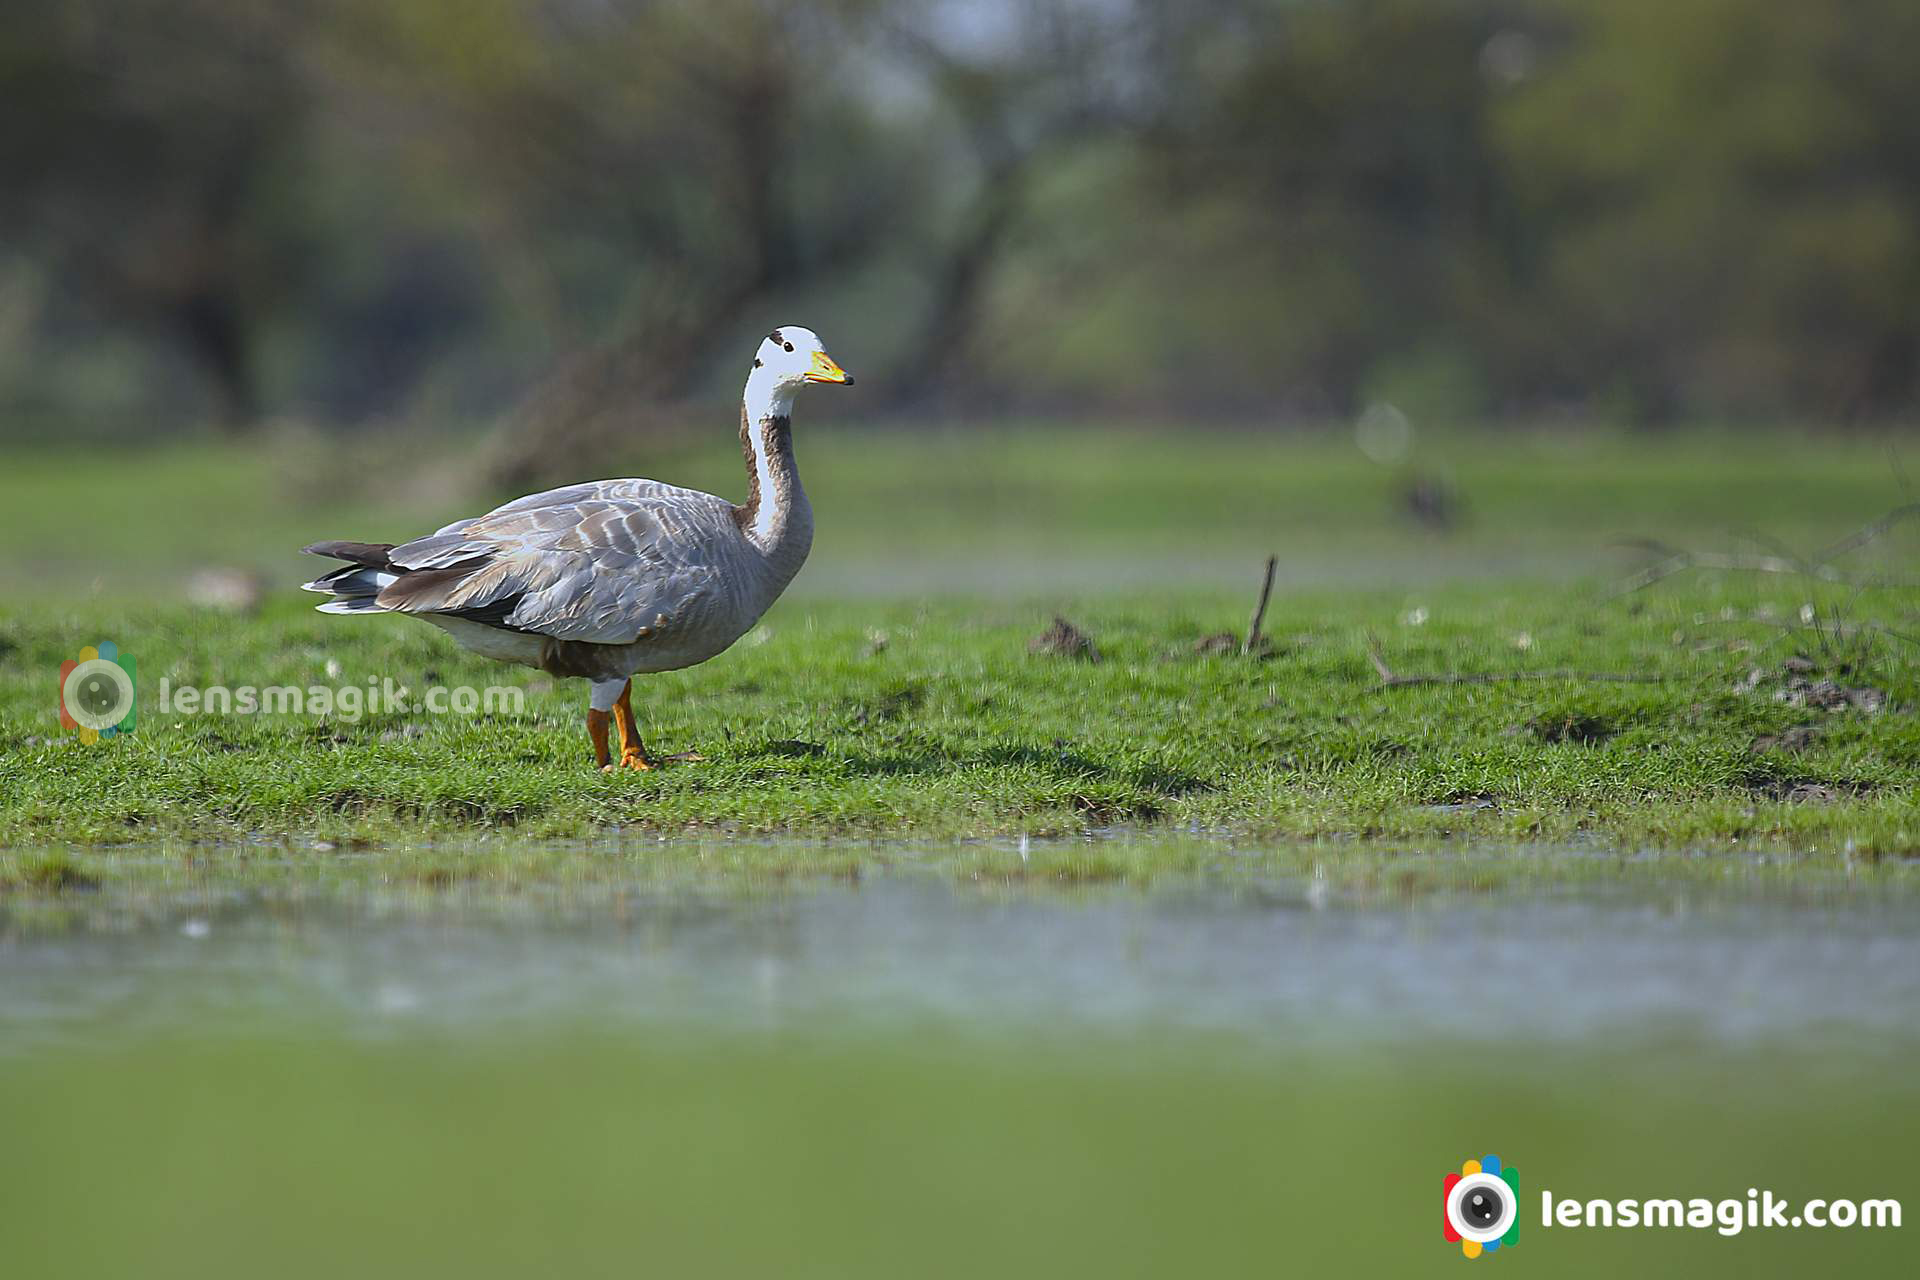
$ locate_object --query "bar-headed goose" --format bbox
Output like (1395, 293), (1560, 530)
(302, 326), (853, 769)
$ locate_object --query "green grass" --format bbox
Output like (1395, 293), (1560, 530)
(2, 1032), (1914, 1278)
(7, 425), (1920, 858)
(6, 578), (1920, 856)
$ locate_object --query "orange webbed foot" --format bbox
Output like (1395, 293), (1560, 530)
(603, 748), (656, 773)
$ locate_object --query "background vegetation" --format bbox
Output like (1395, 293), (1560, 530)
(4, 0), (1918, 481)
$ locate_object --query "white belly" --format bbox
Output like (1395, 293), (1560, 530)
(420, 608), (753, 679)
(422, 616), (547, 667)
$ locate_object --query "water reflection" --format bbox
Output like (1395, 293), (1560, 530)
(4, 857), (1917, 1054)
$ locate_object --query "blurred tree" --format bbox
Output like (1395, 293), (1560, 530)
(327, 0), (908, 487)
(875, 0), (1151, 409)
(1101, 0), (1522, 416)
(1497, 0), (1920, 422)
(3, 0), (1917, 437)
(0, 0), (317, 430)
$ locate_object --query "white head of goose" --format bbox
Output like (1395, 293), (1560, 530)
(302, 326), (854, 770)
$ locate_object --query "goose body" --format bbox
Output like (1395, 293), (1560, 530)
(301, 326), (852, 768)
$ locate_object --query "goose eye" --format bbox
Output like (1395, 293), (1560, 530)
(783, 342), (794, 352)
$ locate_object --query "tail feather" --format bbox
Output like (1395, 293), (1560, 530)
(302, 541), (395, 567)
(302, 538), (507, 627)
(301, 566), (400, 595)
(302, 541), (399, 614)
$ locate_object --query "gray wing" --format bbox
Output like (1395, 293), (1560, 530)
(376, 479), (736, 644)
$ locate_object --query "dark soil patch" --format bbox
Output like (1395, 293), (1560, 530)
(1737, 661), (1887, 713)
(1751, 725), (1822, 754)
(1192, 632), (1275, 658)
(850, 683), (925, 725)
(1744, 771), (1873, 803)
(1400, 473), (1460, 532)
(1030, 616), (1099, 662)
(1527, 712), (1615, 745)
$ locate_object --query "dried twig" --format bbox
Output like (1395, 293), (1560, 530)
(1613, 503), (1920, 595)
(1244, 555), (1277, 657)
(1813, 502), (1920, 566)
(1364, 633), (1665, 689)
(1694, 614), (1920, 648)
(1364, 632), (1396, 683)
(1609, 547), (1912, 595)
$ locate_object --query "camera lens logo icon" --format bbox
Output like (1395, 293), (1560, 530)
(59, 642), (136, 744)
(1443, 1155), (1519, 1258)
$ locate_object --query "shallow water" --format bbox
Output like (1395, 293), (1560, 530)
(5, 848), (1917, 1054)
(7, 845), (1920, 1279)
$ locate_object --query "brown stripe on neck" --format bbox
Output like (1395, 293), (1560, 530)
(732, 401), (759, 530)
(731, 405), (794, 532)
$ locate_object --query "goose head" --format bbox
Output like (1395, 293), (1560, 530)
(754, 326), (854, 397)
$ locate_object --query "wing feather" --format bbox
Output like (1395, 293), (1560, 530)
(374, 480), (731, 645)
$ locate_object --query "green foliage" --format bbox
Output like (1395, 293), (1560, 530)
(3, 0), (1917, 429)
(0, 0), (319, 426)
(1495, 0), (1920, 420)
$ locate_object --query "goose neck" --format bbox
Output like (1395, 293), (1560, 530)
(734, 378), (809, 554)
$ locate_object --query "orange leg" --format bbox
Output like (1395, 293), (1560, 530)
(586, 708), (612, 769)
(609, 681), (654, 772)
